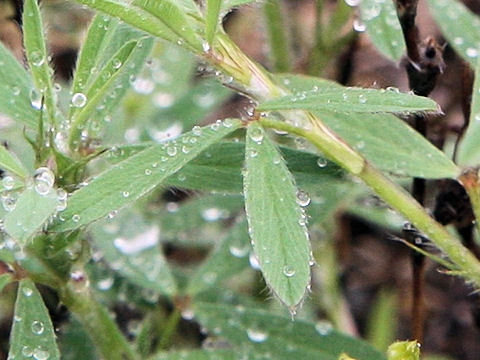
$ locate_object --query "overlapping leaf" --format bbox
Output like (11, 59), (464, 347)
(90, 209), (177, 296)
(0, 145), (29, 179)
(257, 87), (439, 114)
(23, 0), (57, 124)
(9, 279), (60, 360)
(360, 0), (405, 61)
(49, 120), (241, 231)
(186, 219), (250, 295)
(244, 123), (311, 308)
(276, 74), (458, 178)
(458, 52), (480, 165)
(0, 41), (38, 128)
(105, 141), (342, 193)
(428, 0), (480, 67)
(4, 187), (58, 245)
(193, 302), (387, 360)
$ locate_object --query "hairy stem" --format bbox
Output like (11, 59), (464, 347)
(61, 284), (138, 360)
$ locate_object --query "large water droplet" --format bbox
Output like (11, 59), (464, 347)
(31, 320), (45, 335)
(2, 176), (14, 190)
(315, 320), (333, 336)
(247, 328), (269, 343)
(353, 18), (366, 32)
(296, 190), (311, 207)
(30, 89), (42, 110)
(33, 346), (50, 360)
(249, 127), (264, 143)
(317, 157), (327, 168)
(71, 92), (87, 108)
(22, 287), (33, 297)
(56, 188), (68, 211)
(283, 265), (296, 277)
(30, 51), (45, 67)
(34, 167), (55, 196)
(249, 252), (261, 270)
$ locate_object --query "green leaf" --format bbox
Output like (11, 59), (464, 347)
(69, 38), (154, 144)
(90, 209), (177, 296)
(458, 54), (480, 165)
(275, 74), (458, 178)
(50, 119), (242, 232)
(0, 41), (38, 128)
(186, 219), (250, 295)
(134, 0), (202, 50)
(106, 141), (342, 193)
(73, 0), (186, 45)
(193, 302), (387, 360)
(206, 0), (222, 45)
(427, 0), (480, 67)
(151, 349), (238, 360)
(0, 145), (29, 179)
(316, 111), (459, 178)
(244, 123), (311, 308)
(9, 279), (60, 360)
(360, 0), (405, 61)
(387, 341), (420, 360)
(23, 0), (57, 125)
(257, 87), (439, 114)
(4, 187), (58, 245)
(70, 15), (115, 102)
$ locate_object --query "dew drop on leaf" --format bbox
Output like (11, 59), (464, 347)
(34, 167), (55, 196)
(317, 157), (328, 168)
(30, 51), (45, 67)
(249, 127), (264, 143)
(31, 320), (45, 335)
(283, 265), (296, 277)
(2, 176), (14, 190)
(22, 287), (33, 297)
(315, 320), (333, 336)
(32, 346), (50, 360)
(249, 252), (261, 270)
(71, 92), (87, 108)
(296, 190), (311, 207)
(246, 328), (269, 343)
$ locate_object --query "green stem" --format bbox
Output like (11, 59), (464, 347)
(156, 308), (181, 351)
(263, 0), (291, 72)
(261, 117), (480, 285)
(61, 284), (138, 360)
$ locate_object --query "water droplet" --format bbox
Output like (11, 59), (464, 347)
(30, 51), (45, 66)
(97, 277), (114, 290)
(30, 89), (42, 110)
(249, 127), (264, 143)
(2, 176), (14, 190)
(144, 169), (152, 175)
(358, 94), (367, 103)
(453, 37), (464, 45)
(153, 92), (175, 108)
(71, 93), (87, 108)
(192, 126), (202, 136)
(296, 190), (311, 207)
(249, 149), (258, 158)
(249, 252), (261, 270)
(247, 328), (268, 343)
(12, 86), (20, 96)
(202, 207), (222, 221)
(353, 18), (366, 32)
(33, 346), (50, 360)
(317, 157), (327, 168)
(467, 47), (479, 58)
(210, 121), (221, 131)
(315, 320), (333, 335)
(112, 59), (122, 69)
(31, 320), (45, 335)
(344, 0), (360, 6)
(56, 188), (68, 211)
(34, 167), (55, 196)
(131, 77), (155, 94)
(22, 345), (34, 357)
(72, 214), (81, 223)
(202, 42), (211, 52)
(283, 265), (296, 277)
(229, 243), (249, 258)
(181, 308), (195, 320)
(122, 191), (130, 198)
(22, 287), (33, 297)
(167, 146), (177, 157)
